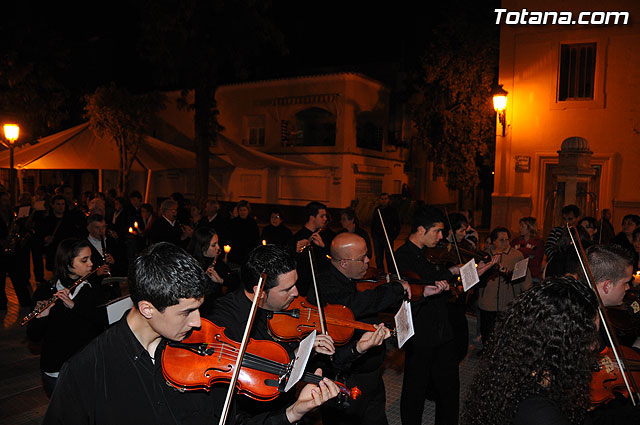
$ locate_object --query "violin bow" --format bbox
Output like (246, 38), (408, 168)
(377, 208), (402, 281)
(219, 272), (267, 425)
(567, 224), (640, 405)
(307, 246), (328, 335)
(444, 207), (463, 265)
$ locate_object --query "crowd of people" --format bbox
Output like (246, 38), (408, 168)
(3, 186), (640, 425)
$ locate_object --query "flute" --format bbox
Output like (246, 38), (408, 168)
(21, 268), (100, 326)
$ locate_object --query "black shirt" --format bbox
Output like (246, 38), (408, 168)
(261, 224), (293, 247)
(44, 313), (291, 425)
(395, 240), (454, 346)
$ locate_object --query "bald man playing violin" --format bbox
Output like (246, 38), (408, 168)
(306, 232), (408, 425)
(208, 244), (391, 420)
(44, 243), (339, 425)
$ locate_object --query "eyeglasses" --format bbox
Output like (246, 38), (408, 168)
(336, 256), (368, 263)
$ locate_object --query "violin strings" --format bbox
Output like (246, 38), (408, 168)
(171, 342), (350, 394)
(172, 342), (288, 375)
(296, 308), (371, 328)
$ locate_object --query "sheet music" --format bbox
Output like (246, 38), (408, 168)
(460, 259), (480, 292)
(18, 206), (30, 218)
(511, 258), (529, 281)
(284, 330), (316, 392)
(394, 301), (414, 348)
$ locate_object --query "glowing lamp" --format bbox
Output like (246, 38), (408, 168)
(492, 85), (508, 136)
(3, 124), (19, 142)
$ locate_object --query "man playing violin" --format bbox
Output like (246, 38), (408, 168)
(568, 244), (640, 424)
(208, 244), (391, 421)
(395, 206), (497, 425)
(44, 242), (339, 425)
(307, 232), (405, 425)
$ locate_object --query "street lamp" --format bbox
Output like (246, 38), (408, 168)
(3, 124), (19, 204)
(493, 85), (508, 137)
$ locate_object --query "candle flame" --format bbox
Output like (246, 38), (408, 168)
(134, 221), (139, 228)
(262, 240), (267, 245)
(128, 227), (135, 234)
(223, 245), (231, 253)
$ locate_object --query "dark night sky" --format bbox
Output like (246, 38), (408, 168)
(1, 0), (499, 130)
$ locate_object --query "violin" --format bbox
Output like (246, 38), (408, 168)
(356, 267), (465, 301)
(425, 240), (491, 265)
(162, 318), (361, 401)
(267, 296), (382, 345)
(591, 345), (640, 406)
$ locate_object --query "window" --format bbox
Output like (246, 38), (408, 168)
(356, 112), (383, 151)
(245, 115), (265, 146)
(558, 43), (596, 101)
(294, 108), (336, 146)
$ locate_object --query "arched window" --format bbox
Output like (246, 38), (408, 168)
(356, 111), (383, 151)
(295, 108), (336, 146)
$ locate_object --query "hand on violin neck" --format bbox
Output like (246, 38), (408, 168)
(422, 280), (449, 298)
(356, 323), (391, 354)
(286, 368), (339, 423)
(313, 334), (336, 356)
(397, 279), (411, 296)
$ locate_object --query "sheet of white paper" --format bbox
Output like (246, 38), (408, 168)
(511, 257), (529, 281)
(33, 200), (46, 211)
(394, 301), (414, 348)
(284, 330), (316, 392)
(460, 258), (480, 292)
(17, 206), (30, 218)
(105, 296), (133, 325)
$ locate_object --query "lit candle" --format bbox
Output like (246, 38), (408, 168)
(224, 245), (231, 253)
(128, 227), (135, 234)
(262, 240), (267, 246)
(134, 221), (139, 229)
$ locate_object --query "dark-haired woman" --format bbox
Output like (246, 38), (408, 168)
(188, 226), (233, 315)
(477, 227), (532, 347)
(463, 276), (598, 425)
(27, 238), (104, 397)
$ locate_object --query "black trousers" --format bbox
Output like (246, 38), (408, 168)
(479, 309), (500, 347)
(0, 250), (32, 307)
(401, 339), (459, 425)
(373, 236), (395, 273)
(321, 368), (389, 425)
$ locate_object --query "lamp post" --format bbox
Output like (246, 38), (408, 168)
(3, 124), (19, 205)
(492, 85), (508, 137)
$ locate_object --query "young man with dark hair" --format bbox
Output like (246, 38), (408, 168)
(395, 205), (498, 425)
(545, 204), (581, 261)
(587, 244), (634, 308)
(394, 205), (458, 425)
(290, 201), (331, 295)
(208, 244), (385, 422)
(45, 242), (338, 425)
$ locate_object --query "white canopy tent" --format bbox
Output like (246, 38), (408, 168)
(0, 122), (233, 201)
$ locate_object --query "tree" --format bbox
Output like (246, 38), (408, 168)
(84, 84), (165, 194)
(410, 4), (498, 192)
(138, 0), (285, 206)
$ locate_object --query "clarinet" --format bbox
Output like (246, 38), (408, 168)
(100, 236), (111, 277)
(21, 268), (100, 325)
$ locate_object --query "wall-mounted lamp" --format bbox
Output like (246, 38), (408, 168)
(3, 124), (19, 204)
(492, 85), (508, 137)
